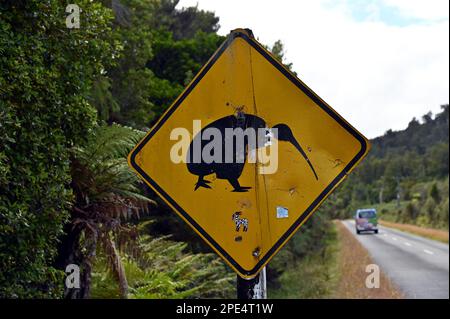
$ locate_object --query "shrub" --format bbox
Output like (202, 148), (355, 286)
(0, 0), (118, 297)
(91, 234), (235, 299)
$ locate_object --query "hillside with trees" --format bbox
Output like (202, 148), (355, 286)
(324, 105), (449, 229)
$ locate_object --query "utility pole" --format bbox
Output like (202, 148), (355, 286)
(379, 186), (384, 205)
(237, 267), (267, 299)
(397, 176), (403, 208)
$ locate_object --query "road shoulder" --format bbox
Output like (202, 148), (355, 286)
(379, 220), (449, 244)
(334, 221), (403, 299)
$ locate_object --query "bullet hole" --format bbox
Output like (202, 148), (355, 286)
(235, 236), (242, 242)
(252, 247), (261, 257)
(332, 159), (344, 168)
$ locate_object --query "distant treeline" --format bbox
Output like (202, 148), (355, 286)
(323, 105), (449, 229)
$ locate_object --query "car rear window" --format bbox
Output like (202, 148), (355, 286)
(358, 210), (376, 218)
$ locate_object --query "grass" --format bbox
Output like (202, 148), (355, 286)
(268, 224), (340, 299)
(333, 221), (403, 299)
(380, 220), (449, 243)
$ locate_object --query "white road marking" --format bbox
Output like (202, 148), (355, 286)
(404, 242), (412, 247)
(392, 237), (398, 241)
(424, 249), (434, 255)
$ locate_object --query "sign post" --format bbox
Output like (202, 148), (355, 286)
(128, 28), (370, 285)
(237, 267), (267, 299)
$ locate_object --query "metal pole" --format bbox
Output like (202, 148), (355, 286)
(237, 267), (267, 299)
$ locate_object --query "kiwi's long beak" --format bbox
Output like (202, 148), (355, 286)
(289, 137), (319, 181)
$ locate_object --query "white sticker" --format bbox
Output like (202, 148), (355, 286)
(276, 206), (289, 219)
(264, 127), (274, 146)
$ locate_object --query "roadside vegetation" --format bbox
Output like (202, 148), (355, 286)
(321, 106), (449, 231)
(91, 232), (234, 299)
(379, 220), (449, 243)
(268, 220), (339, 299)
(373, 179), (449, 231)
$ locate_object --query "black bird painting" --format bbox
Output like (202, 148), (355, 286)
(186, 111), (318, 192)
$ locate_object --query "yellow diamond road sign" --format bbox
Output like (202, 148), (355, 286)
(128, 29), (370, 278)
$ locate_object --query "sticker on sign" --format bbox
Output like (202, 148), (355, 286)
(277, 206), (289, 219)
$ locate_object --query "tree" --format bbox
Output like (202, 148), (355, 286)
(149, 0), (220, 40)
(90, 0), (224, 129)
(55, 124), (154, 299)
(270, 40), (294, 71)
(407, 117), (420, 129)
(428, 143), (449, 178)
(429, 183), (440, 202)
(423, 197), (437, 225)
(0, 0), (119, 298)
(422, 111), (433, 124)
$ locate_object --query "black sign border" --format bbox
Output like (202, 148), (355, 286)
(129, 31), (369, 277)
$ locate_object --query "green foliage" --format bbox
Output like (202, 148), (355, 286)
(91, 0), (157, 127)
(268, 40), (294, 72)
(1, 0), (227, 298)
(59, 124), (153, 298)
(429, 182), (441, 202)
(148, 30), (224, 86)
(0, 0), (118, 298)
(91, 0), (224, 129)
(150, 0), (220, 40)
(71, 124), (148, 203)
(321, 106), (449, 229)
(91, 234), (235, 299)
(267, 210), (332, 286)
(268, 222), (339, 298)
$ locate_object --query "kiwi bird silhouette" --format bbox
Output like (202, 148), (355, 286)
(186, 112), (318, 192)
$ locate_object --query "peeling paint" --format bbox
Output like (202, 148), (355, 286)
(237, 198), (252, 209)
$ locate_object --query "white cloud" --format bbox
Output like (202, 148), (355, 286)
(177, 0), (449, 138)
(382, 0), (450, 20)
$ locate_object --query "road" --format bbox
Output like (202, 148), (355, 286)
(342, 220), (449, 299)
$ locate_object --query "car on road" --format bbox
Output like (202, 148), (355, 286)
(355, 208), (378, 234)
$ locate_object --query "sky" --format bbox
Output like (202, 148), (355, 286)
(177, 0), (449, 138)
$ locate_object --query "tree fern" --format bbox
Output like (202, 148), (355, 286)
(91, 235), (235, 299)
(60, 124), (154, 298)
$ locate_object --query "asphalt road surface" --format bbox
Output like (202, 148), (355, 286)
(342, 220), (449, 299)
